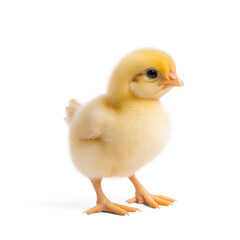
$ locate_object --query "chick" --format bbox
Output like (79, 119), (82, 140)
(65, 49), (183, 215)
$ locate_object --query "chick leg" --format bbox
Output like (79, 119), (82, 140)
(126, 175), (175, 208)
(84, 178), (140, 215)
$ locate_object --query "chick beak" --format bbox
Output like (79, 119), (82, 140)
(158, 67), (184, 89)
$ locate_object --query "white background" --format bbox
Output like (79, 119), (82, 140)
(0, 0), (240, 239)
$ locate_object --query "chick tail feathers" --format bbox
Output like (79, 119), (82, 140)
(64, 98), (81, 126)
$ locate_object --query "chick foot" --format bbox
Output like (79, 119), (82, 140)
(126, 175), (175, 209)
(84, 178), (140, 215)
(84, 200), (140, 215)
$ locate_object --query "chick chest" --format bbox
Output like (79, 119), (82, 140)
(103, 101), (170, 167)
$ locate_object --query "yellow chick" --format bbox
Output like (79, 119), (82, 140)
(65, 49), (184, 215)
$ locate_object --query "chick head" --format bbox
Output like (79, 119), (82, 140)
(107, 49), (183, 102)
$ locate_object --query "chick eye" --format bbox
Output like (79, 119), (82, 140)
(147, 70), (158, 78)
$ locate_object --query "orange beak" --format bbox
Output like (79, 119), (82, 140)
(158, 66), (184, 89)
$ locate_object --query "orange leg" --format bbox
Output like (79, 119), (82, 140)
(84, 178), (140, 215)
(126, 175), (176, 208)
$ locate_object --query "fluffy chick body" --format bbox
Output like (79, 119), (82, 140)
(69, 95), (170, 178)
